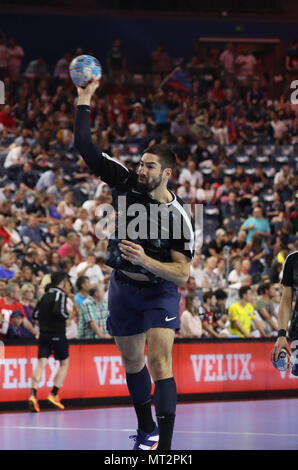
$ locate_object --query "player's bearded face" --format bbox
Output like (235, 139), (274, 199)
(135, 155), (164, 194)
(135, 171), (163, 193)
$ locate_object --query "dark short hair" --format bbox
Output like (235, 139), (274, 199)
(258, 282), (271, 295)
(239, 286), (251, 299)
(143, 144), (176, 170)
(51, 272), (68, 287)
(203, 291), (213, 303)
(214, 289), (227, 300)
(76, 275), (89, 291)
(89, 287), (99, 297)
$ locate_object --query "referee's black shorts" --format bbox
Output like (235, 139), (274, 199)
(38, 333), (69, 361)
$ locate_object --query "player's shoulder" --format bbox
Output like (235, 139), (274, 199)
(284, 250), (298, 267)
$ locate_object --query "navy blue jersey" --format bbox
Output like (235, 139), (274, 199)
(74, 105), (195, 282)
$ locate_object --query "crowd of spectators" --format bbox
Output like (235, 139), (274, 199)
(0, 34), (297, 342)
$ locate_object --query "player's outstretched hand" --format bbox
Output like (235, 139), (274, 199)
(271, 336), (291, 362)
(77, 75), (100, 99)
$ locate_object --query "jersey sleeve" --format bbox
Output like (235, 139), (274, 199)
(52, 291), (69, 320)
(281, 254), (295, 287)
(170, 199), (195, 260)
(74, 105), (130, 188)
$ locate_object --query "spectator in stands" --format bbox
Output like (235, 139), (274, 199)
(191, 116), (212, 141)
(228, 286), (265, 338)
(189, 251), (205, 289)
(228, 257), (244, 285)
(255, 282), (278, 336)
(58, 232), (82, 262)
(241, 206), (271, 244)
(0, 105), (17, 132)
(213, 289), (229, 336)
(64, 277), (78, 340)
(106, 38), (126, 79)
(36, 165), (61, 192)
(7, 38), (24, 81)
(206, 228), (226, 260)
(0, 252), (16, 280)
(180, 293), (203, 338)
(6, 310), (27, 339)
(201, 291), (226, 338)
(177, 180), (196, 203)
(242, 233), (267, 276)
(219, 42), (235, 75)
(74, 275), (90, 308)
(178, 160), (203, 188)
(76, 253), (104, 285)
(235, 45), (257, 84)
(0, 282), (37, 340)
(4, 142), (30, 168)
(57, 191), (77, 219)
(24, 57), (50, 79)
(151, 42), (172, 75)
(78, 285), (112, 339)
(20, 215), (47, 251)
(202, 256), (220, 289)
(46, 176), (68, 203)
(170, 114), (191, 139)
(17, 161), (39, 192)
(54, 51), (72, 81)
(19, 282), (36, 337)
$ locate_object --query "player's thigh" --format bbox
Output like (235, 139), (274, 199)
(114, 333), (147, 373)
(146, 328), (175, 380)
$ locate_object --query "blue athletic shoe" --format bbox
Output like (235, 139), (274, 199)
(129, 424), (159, 450)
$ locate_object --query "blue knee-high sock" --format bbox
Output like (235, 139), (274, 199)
(154, 377), (177, 450)
(126, 365), (155, 433)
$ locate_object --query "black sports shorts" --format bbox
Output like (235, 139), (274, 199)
(38, 333), (69, 361)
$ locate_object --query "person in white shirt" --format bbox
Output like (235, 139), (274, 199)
(178, 160), (203, 188)
(177, 181), (196, 203)
(128, 115), (147, 140)
(73, 208), (92, 232)
(76, 253), (104, 285)
(235, 47), (257, 81)
(4, 143), (30, 168)
(228, 257), (244, 285)
(189, 251), (205, 288)
(220, 43), (235, 74)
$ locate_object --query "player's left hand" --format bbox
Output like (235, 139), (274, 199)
(118, 240), (147, 266)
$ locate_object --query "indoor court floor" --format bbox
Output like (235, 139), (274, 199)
(1, 398), (298, 450)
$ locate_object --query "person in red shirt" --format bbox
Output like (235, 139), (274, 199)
(0, 282), (37, 340)
(57, 232), (82, 262)
(208, 79), (225, 104)
(0, 105), (16, 130)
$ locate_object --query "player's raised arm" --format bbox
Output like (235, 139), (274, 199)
(74, 77), (130, 187)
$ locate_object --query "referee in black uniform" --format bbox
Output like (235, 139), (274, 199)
(74, 78), (195, 451)
(28, 272), (70, 412)
(271, 250), (298, 369)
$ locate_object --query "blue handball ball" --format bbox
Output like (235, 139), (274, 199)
(69, 55), (102, 88)
(272, 348), (295, 372)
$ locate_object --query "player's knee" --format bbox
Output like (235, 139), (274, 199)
(149, 355), (172, 380)
(121, 353), (145, 374)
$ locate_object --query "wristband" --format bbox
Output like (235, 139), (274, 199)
(277, 329), (287, 338)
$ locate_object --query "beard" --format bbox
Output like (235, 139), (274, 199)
(134, 173), (163, 194)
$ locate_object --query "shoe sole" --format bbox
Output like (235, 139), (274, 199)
(47, 396), (64, 410)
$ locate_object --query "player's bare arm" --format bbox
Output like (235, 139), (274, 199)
(118, 240), (190, 286)
(271, 285), (292, 362)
